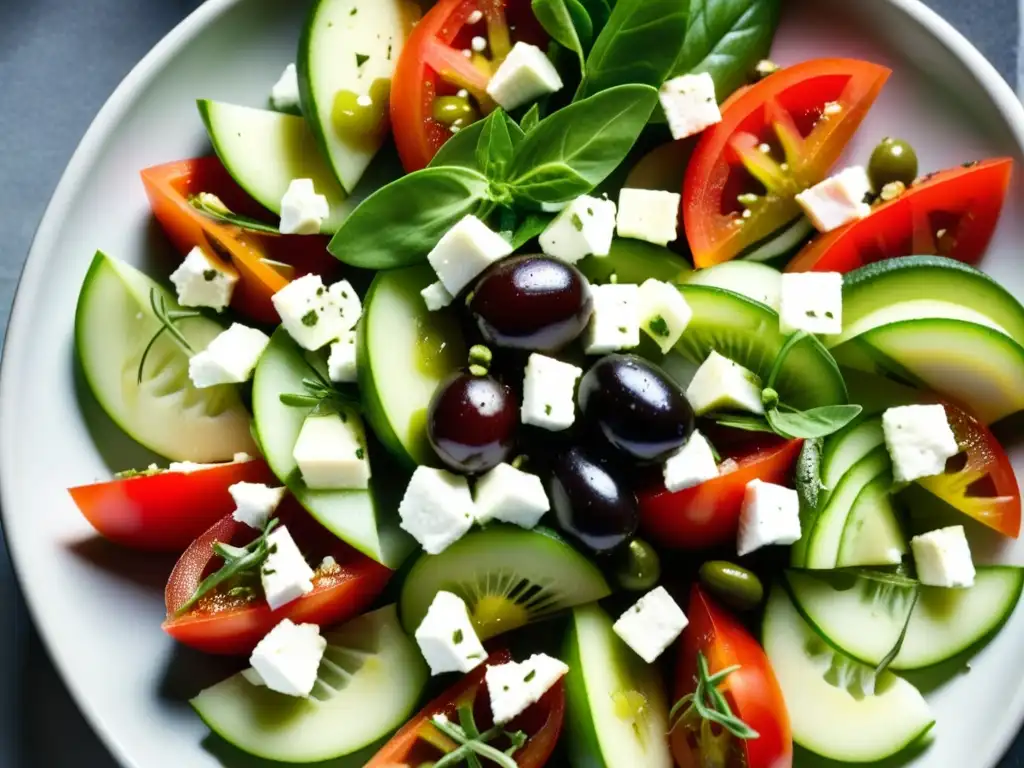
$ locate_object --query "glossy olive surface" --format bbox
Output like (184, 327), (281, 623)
(612, 538), (662, 592)
(427, 371), (517, 474)
(868, 137), (919, 189)
(548, 446), (638, 553)
(698, 560), (765, 610)
(469, 255), (593, 353)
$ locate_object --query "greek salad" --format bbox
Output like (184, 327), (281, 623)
(67, 0), (1024, 765)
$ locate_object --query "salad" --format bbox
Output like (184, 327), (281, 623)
(65, 0), (1024, 766)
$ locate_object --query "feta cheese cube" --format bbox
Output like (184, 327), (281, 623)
(882, 404), (959, 483)
(261, 527), (316, 611)
(485, 42), (563, 111)
(612, 586), (688, 663)
(272, 274), (361, 351)
(637, 279), (692, 353)
(188, 323), (271, 388)
(427, 215), (513, 296)
(270, 63), (301, 114)
(229, 482), (286, 529)
(399, 467), (476, 554)
(737, 479), (801, 556)
(327, 331), (358, 383)
(539, 195), (617, 264)
(486, 654), (570, 725)
(795, 166), (872, 233)
(686, 350), (764, 416)
(279, 178), (330, 235)
(616, 188), (681, 246)
(414, 591), (487, 676)
(169, 246), (237, 311)
(663, 431), (719, 492)
(779, 272), (843, 335)
(421, 280), (455, 312)
(292, 411), (372, 490)
(659, 72), (722, 140)
(521, 353), (582, 431)
(583, 283), (640, 355)
(474, 463), (550, 528)
(249, 619), (326, 697)
(910, 525), (976, 588)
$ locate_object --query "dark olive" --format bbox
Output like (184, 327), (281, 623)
(868, 137), (918, 189)
(698, 560), (765, 610)
(427, 371), (517, 474)
(469, 255), (593, 353)
(578, 354), (695, 464)
(612, 539), (662, 592)
(549, 446), (638, 554)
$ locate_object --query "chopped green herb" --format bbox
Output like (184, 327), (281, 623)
(571, 213), (584, 231)
(524, 669), (537, 683)
(453, 629), (464, 644)
(349, 7), (357, 15)
(302, 310), (319, 327)
(356, 447), (365, 460)
(648, 315), (670, 338)
(317, 285), (325, 296)
(355, 53), (369, 68)
(544, 404), (552, 415)
(617, 326), (628, 333)
(203, 269), (218, 282)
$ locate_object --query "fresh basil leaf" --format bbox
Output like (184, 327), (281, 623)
(512, 212), (554, 249)
(188, 194), (281, 235)
(532, 0), (593, 69)
(429, 120), (487, 171)
(578, 0), (612, 35)
(328, 167), (490, 268)
(507, 84), (659, 203)
(476, 110), (524, 181)
(708, 413), (774, 433)
(767, 331), (848, 410)
(766, 404), (863, 439)
(520, 104), (541, 133)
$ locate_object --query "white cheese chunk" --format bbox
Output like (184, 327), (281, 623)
(539, 194), (617, 264)
(292, 410), (371, 490)
(188, 323), (271, 389)
(637, 279), (692, 353)
(685, 350), (764, 416)
(427, 215), (513, 296)
(229, 482), (286, 529)
(779, 271), (843, 335)
(414, 591), (487, 676)
(485, 42), (564, 111)
(399, 467), (476, 554)
(279, 178), (330, 235)
(737, 479), (801, 556)
(910, 525), (975, 588)
(168, 452), (252, 474)
(327, 331), (358, 383)
(272, 274), (361, 351)
(881, 404), (959, 483)
(795, 166), (872, 233)
(170, 246), (238, 311)
(421, 280), (455, 312)
(249, 619), (326, 697)
(261, 527), (316, 611)
(659, 72), (722, 140)
(474, 463), (550, 528)
(486, 653), (570, 725)
(240, 667), (266, 687)
(583, 283), (640, 355)
(663, 431), (719, 492)
(613, 586), (688, 663)
(616, 188), (681, 246)
(269, 63), (301, 114)
(521, 353), (583, 431)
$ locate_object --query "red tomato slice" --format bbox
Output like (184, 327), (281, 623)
(68, 458), (275, 552)
(366, 649), (564, 768)
(639, 436), (803, 549)
(684, 59), (890, 267)
(786, 158), (1012, 273)
(163, 498), (391, 655)
(671, 585), (792, 768)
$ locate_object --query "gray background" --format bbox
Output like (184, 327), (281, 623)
(0, 0), (1019, 765)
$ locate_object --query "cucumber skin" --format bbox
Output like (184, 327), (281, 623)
(564, 615), (608, 768)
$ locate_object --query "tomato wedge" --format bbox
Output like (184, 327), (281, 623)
(163, 498), (391, 655)
(684, 59), (890, 267)
(671, 585), (792, 768)
(639, 436), (803, 549)
(366, 649), (564, 768)
(786, 158), (1012, 273)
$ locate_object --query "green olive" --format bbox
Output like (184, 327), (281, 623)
(868, 137), (919, 189)
(612, 539), (662, 592)
(698, 561), (764, 610)
(332, 78), (391, 139)
(432, 95), (479, 127)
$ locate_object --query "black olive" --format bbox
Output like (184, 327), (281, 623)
(427, 371), (517, 474)
(549, 446), (638, 553)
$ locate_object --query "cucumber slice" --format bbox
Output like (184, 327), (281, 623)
(578, 239), (692, 286)
(192, 605), (427, 763)
(252, 327), (413, 567)
(737, 216), (815, 263)
(791, 438), (824, 569)
(564, 603), (673, 768)
(686, 261), (782, 311)
(837, 475), (906, 567)
(763, 586), (934, 762)
(833, 318), (1024, 424)
(786, 567), (1024, 670)
(74, 251), (255, 462)
(398, 526), (610, 640)
(675, 285), (847, 410)
(820, 418), (884, 492)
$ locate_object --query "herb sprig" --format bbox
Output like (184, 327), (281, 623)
(137, 288), (202, 384)
(429, 704), (528, 768)
(188, 192), (281, 235)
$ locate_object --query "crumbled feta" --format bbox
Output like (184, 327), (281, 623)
(427, 215), (513, 296)
(685, 350), (764, 416)
(261, 527), (316, 611)
(659, 72), (722, 140)
(663, 431), (719, 493)
(230, 482), (286, 529)
(474, 463), (550, 528)
(616, 188), (681, 246)
(539, 195), (617, 264)
(612, 586), (688, 663)
(399, 467), (476, 554)
(485, 42), (563, 111)
(583, 283), (640, 355)
(471, 36), (488, 52)
(414, 591), (487, 676)
(486, 654), (570, 725)
(421, 280), (455, 312)
(882, 404), (959, 483)
(795, 166), (872, 233)
(292, 411), (371, 490)
(272, 274), (361, 351)
(521, 353), (582, 431)
(249, 619), (326, 697)
(279, 178), (330, 235)
(188, 323), (271, 388)
(779, 272), (843, 335)
(910, 525), (975, 588)
(637, 279), (692, 353)
(167, 452), (252, 474)
(269, 63), (301, 114)
(327, 331), (358, 383)
(736, 479), (801, 556)
(169, 246), (237, 311)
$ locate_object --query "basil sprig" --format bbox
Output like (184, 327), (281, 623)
(532, 0), (595, 69)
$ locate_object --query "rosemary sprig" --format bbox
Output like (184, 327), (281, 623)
(137, 288), (202, 384)
(279, 359), (361, 416)
(669, 652), (760, 741)
(429, 704), (527, 768)
(188, 192), (281, 235)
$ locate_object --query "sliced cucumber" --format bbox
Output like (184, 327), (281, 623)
(738, 216), (814, 263)
(192, 605), (427, 763)
(578, 238), (692, 286)
(791, 438), (825, 569)
(786, 567), (1024, 670)
(686, 261), (782, 311)
(398, 526), (610, 640)
(837, 475), (906, 567)
(359, 265), (466, 468)
(564, 604), (673, 768)
(252, 327), (412, 567)
(74, 252), (254, 462)
(763, 586), (934, 762)
(820, 417), (884, 492)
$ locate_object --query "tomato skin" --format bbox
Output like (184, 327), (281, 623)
(639, 437), (803, 549)
(671, 585), (792, 768)
(786, 158), (1012, 273)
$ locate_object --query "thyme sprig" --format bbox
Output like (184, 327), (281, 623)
(429, 704), (527, 768)
(137, 288), (202, 384)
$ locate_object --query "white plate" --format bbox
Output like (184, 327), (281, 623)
(3, 0), (1024, 766)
